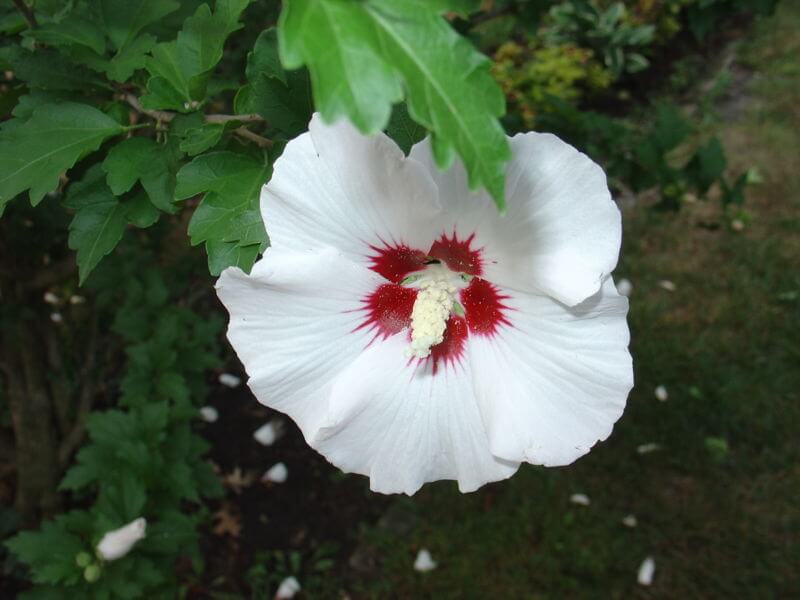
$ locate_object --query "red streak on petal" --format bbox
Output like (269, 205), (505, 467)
(357, 283), (417, 340)
(429, 315), (467, 375)
(367, 242), (426, 283)
(460, 277), (511, 336)
(428, 232), (483, 276)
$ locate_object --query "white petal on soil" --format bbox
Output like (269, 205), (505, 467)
(658, 280), (676, 292)
(636, 443), (661, 455)
(616, 278), (633, 297)
(252, 420), (283, 446)
(218, 373), (242, 388)
(312, 334), (518, 495)
(43, 291), (59, 305)
(217, 247), (386, 444)
(637, 556), (656, 586)
(96, 518), (146, 561)
(410, 133), (621, 306)
(275, 576), (301, 599)
(413, 549), (437, 572)
(199, 406), (219, 423)
(262, 462), (288, 483)
(470, 278), (632, 466)
(69, 294), (86, 305)
(50, 312), (63, 323)
(655, 385), (669, 402)
(622, 514), (638, 528)
(569, 493), (591, 506)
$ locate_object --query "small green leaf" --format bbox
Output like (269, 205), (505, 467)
(106, 34), (157, 82)
(97, 0), (180, 51)
(0, 102), (124, 208)
(386, 102), (426, 154)
(5, 518), (85, 586)
(25, 16), (107, 55)
(206, 240), (262, 276)
(179, 122), (225, 156)
(64, 169), (129, 284)
(102, 137), (179, 212)
(278, 0), (510, 209)
(125, 190), (161, 228)
(3, 46), (107, 91)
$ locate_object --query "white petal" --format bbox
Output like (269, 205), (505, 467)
(276, 576), (301, 599)
(312, 334), (519, 495)
(218, 373), (242, 388)
(262, 462), (288, 483)
(96, 518), (146, 561)
(637, 556), (656, 586)
(622, 514), (638, 528)
(655, 385), (669, 402)
(216, 247), (385, 443)
(409, 133), (621, 306)
(43, 291), (59, 305)
(50, 312), (63, 323)
(199, 406), (219, 423)
(252, 420), (283, 446)
(262, 115), (441, 264)
(414, 549), (437, 572)
(658, 280), (676, 292)
(636, 442), (661, 455)
(470, 278), (632, 466)
(569, 493), (591, 506)
(616, 278), (633, 297)
(69, 294), (86, 305)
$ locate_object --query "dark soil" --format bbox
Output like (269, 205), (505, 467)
(191, 381), (391, 598)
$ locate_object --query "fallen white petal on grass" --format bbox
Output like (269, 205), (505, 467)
(96, 518), (146, 561)
(731, 219), (745, 231)
(616, 278), (633, 297)
(218, 373), (242, 388)
(43, 291), (59, 305)
(414, 548), (437, 572)
(658, 280), (676, 292)
(69, 295), (86, 305)
(569, 493), (591, 506)
(637, 556), (656, 586)
(253, 420), (284, 446)
(50, 312), (63, 323)
(622, 514), (638, 528)
(637, 443), (661, 455)
(262, 462), (288, 483)
(275, 575), (301, 599)
(199, 406), (219, 423)
(655, 385), (669, 402)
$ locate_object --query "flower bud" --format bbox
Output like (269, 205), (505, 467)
(96, 517), (146, 561)
(84, 564), (101, 583)
(75, 551), (92, 568)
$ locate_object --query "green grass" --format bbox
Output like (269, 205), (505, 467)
(329, 3), (800, 598)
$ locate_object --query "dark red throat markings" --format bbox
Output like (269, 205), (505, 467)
(358, 234), (511, 374)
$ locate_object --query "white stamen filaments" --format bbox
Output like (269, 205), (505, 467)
(406, 268), (458, 359)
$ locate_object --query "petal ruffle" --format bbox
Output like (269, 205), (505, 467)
(409, 133), (621, 306)
(215, 247), (385, 441)
(312, 335), (519, 495)
(262, 115), (441, 264)
(469, 278), (632, 466)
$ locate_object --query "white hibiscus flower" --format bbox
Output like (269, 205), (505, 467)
(216, 115), (633, 495)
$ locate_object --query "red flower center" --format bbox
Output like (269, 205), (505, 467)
(358, 233), (511, 373)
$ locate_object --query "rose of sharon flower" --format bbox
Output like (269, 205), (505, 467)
(216, 115), (633, 494)
(96, 517), (146, 561)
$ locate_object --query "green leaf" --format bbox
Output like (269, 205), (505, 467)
(687, 138), (727, 194)
(175, 151), (269, 274)
(2, 46), (107, 91)
(64, 168), (129, 284)
(5, 519), (85, 586)
(98, 0), (180, 50)
(247, 29), (312, 136)
(0, 102), (124, 208)
(106, 34), (157, 82)
(278, 0), (510, 209)
(25, 16), (107, 55)
(179, 122), (225, 156)
(386, 102), (427, 154)
(126, 190), (161, 228)
(142, 0), (251, 110)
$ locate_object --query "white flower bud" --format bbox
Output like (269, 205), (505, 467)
(261, 462), (288, 483)
(218, 373), (242, 388)
(275, 576), (301, 599)
(96, 518), (146, 561)
(43, 291), (59, 305)
(69, 295), (86, 305)
(413, 548), (437, 572)
(637, 556), (655, 586)
(199, 406), (219, 423)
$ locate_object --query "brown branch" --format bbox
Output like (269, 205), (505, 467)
(232, 126), (273, 148)
(122, 93), (265, 126)
(206, 113), (264, 124)
(12, 0), (37, 29)
(57, 315), (99, 468)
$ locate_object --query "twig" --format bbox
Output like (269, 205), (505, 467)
(233, 126), (273, 148)
(11, 0), (37, 29)
(207, 113), (264, 124)
(123, 93), (264, 126)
